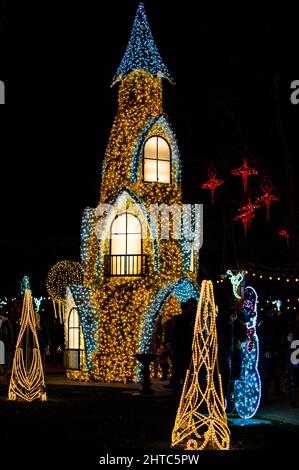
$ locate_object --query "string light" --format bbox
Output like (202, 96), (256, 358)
(171, 280), (230, 450)
(234, 286), (261, 419)
(8, 289), (47, 402)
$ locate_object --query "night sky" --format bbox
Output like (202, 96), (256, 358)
(0, 1), (298, 295)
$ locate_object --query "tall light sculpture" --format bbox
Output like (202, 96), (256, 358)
(8, 289), (47, 402)
(171, 280), (230, 450)
(234, 286), (261, 419)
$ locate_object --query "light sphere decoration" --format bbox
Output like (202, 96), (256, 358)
(46, 260), (84, 303)
(171, 280), (230, 451)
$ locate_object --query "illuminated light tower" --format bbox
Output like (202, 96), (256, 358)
(8, 289), (47, 402)
(63, 3), (200, 383)
(172, 280), (230, 451)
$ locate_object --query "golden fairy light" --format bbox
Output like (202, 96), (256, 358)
(8, 289), (47, 402)
(46, 260), (83, 322)
(171, 280), (230, 450)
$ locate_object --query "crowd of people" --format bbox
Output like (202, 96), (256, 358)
(0, 297), (63, 382)
(1, 288), (299, 410)
(151, 290), (299, 409)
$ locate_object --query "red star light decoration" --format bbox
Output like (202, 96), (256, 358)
(234, 197), (260, 237)
(231, 157), (258, 195)
(255, 177), (280, 223)
(201, 165), (224, 206)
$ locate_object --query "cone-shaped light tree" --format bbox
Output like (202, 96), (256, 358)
(8, 289), (47, 402)
(171, 280), (230, 450)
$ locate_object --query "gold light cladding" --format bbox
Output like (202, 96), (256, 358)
(8, 289), (47, 402)
(171, 280), (230, 450)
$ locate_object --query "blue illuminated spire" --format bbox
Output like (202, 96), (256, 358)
(112, 2), (174, 85)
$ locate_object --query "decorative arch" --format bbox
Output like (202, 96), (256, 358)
(96, 188), (160, 274)
(130, 115), (182, 184)
(138, 277), (199, 364)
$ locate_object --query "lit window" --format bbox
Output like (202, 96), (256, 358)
(108, 213), (143, 275)
(65, 308), (83, 370)
(143, 136), (171, 183)
(68, 308), (81, 350)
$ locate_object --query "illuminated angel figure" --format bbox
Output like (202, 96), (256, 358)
(201, 165), (224, 206)
(226, 270), (244, 299)
(234, 286), (261, 419)
(8, 289), (47, 402)
(231, 157), (258, 195)
(171, 280), (230, 450)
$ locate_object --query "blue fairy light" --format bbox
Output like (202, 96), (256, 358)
(234, 286), (261, 419)
(112, 3), (174, 85)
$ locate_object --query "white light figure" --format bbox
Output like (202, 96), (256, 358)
(226, 270), (244, 299)
(234, 286), (261, 419)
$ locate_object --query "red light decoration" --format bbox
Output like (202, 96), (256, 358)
(201, 165), (224, 206)
(231, 158), (258, 195)
(278, 228), (290, 247)
(256, 177), (280, 223)
(234, 197), (260, 237)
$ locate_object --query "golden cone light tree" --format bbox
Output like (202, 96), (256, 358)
(171, 280), (230, 450)
(8, 289), (47, 402)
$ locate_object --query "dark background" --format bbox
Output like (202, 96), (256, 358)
(0, 1), (298, 295)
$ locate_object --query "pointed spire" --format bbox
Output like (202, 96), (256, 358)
(112, 2), (174, 85)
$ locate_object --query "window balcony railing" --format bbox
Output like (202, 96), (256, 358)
(104, 254), (147, 277)
(63, 349), (84, 371)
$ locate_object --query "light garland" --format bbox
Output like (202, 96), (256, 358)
(8, 289), (47, 402)
(234, 286), (261, 419)
(171, 280), (230, 450)
(218, 269), (299, 285)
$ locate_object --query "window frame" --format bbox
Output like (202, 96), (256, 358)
(143, 135), (172, 184)
(68, 307), (82, 351)
(110, 212), (143, 257)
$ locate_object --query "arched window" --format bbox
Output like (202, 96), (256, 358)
(107, 213), (144, 276)
(68, 308), (81, 350)
(64, 307), (83, 371)
(143, 136), (171, 183)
